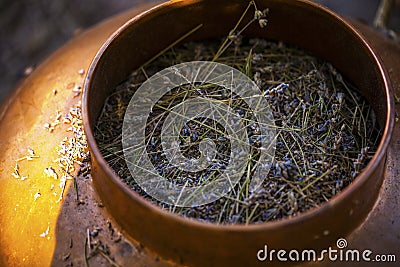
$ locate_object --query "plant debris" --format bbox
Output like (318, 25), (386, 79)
(39, 225), (50, 238)
(44, 167), (58, 179)
(44, 110), (62, 133)
(34, 191), (41, 201)
(51, 101), (90, 202)
(15, 148), (40, 162)
(84, 227), (121, 267)
(11, 148), (39, 180)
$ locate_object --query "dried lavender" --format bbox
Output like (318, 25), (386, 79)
(94, 37), (381, 224)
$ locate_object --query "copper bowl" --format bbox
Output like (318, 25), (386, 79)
(83, 0), (394, 266)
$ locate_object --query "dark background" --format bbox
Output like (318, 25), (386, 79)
(1, 0), (399, 105)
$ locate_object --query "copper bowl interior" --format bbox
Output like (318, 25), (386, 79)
(83, 0), (393, 266)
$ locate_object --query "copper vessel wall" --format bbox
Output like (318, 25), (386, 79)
(83, 0), (394, 266)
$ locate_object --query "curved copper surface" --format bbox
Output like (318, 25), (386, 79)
(0, 1), (398, 266)
(83, 0), (394, 266)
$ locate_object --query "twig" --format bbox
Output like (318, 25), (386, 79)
(374, 0), (395, 29)
(141, 24), (203, 68)
(97, 249), (122, 267)
(84, 231), (90, 267)
(74, 177), (79, 201)
(301, 167), (336, 192)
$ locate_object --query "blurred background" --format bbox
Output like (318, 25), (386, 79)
(0, 0), (399, 105)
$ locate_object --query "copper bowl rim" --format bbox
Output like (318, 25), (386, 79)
(83, 0), (394, 232)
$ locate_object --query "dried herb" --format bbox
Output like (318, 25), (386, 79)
(94, 1), (381, 224)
